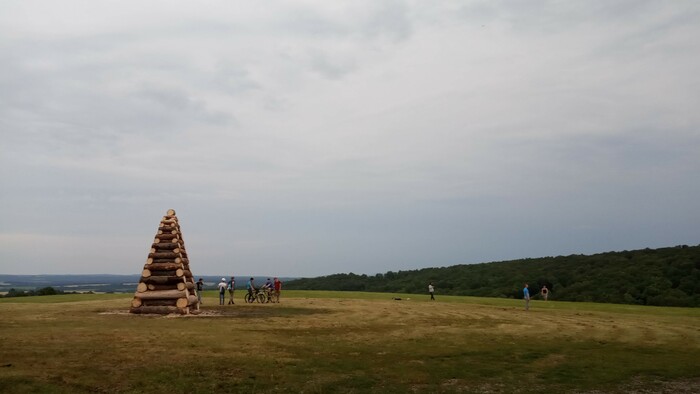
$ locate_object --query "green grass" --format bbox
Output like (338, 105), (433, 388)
(0, 291), (698, 393)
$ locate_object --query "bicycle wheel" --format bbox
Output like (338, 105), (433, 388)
(256, 292), (266, 303)
(244, 293), (254, 303)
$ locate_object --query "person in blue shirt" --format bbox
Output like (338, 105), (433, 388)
(246, 277), (255, 302)
(523, 283), (530, 311)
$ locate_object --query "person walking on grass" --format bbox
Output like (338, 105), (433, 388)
(273, 277), (282, 303)
(429, 282), (435, 301)
(228, 276), (235, 305)
(540, 285), (549, 301)
(196, 278), (204, 305)
(218, 278), (227, 305)
(523, 283), (530, 311)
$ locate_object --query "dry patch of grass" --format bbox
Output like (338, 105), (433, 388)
(0, 293), (698, 393)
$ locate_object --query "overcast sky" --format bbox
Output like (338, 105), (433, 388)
(1, 1), (699, 277)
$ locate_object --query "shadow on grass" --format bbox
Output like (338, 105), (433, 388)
(101, 306), (332, 319)
(204, 305), (332, 319)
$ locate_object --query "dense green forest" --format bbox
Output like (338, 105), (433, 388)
(286, 245), (700, 307)
(0, 287), (78, 298)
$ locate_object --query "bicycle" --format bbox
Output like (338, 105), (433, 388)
(244, 289), (267, 303)
(262, 287), (275, 303)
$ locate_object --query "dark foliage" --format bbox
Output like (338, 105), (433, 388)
(0, 287), (78, 298)
(285, 245), (700, 307)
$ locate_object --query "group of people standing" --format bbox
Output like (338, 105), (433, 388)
(522, 283), (550, 310)
(194, 277), (283, 305)
(427, 281), (551, 310)
(245, 277), (283, 304)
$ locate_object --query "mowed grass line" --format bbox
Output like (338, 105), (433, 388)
(0, 291), (698, 393)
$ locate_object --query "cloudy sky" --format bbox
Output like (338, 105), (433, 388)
(1, 1), (699, 277)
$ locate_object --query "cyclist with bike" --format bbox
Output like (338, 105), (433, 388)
(246, 277), (255, 301)
(262, 278), (274, 301)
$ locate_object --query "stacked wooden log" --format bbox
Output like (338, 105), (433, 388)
(129, 209), (199, 315)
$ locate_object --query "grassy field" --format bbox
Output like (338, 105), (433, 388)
(1, 291), (698, 393)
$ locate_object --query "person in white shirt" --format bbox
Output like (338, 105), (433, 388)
(217, 278), (227, 305)
(429, 282), (435, 301)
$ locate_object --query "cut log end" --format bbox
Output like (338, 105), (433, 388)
(176, 297), (189, 308)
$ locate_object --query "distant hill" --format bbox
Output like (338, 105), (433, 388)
(285, 245), (700, 307)
(0, 274), (298, 294)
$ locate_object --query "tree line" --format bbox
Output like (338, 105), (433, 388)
(285, 245), (700, 307)
(0, 287), (86, 298)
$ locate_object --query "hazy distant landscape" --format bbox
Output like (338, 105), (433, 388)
(0, 275), (298, 295)
(3, 244), (698, 308)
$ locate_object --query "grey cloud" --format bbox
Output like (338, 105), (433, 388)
(308, 50), (357, 79)
(360, 0), (413, 42)
(1, 1), (699, 276)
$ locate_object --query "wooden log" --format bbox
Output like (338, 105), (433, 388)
(158, 229), (178, 235)
(145, 262), (183, 271)
(145, 257), (186, 266)
(136, 283), (148, 293)
(148, 258), (179, 265)
(147, 282), (188, 291)
(140, 276), (185, 284)
(131, 297), (142, 308)
(143, 268), (181, 278)
(142, 268), (185, 278)
(176, 297), (199, 309)
(176, 297), (188, 308)
(130, 306), (186, 315)
(134, 289), (187, 300)
(151, 243), (179, 250)
(142, 299), (178, 307)
(146, 283), (187, 291)
(155, 234), (179, 241)
(175, 296), (199, 308)
(148, 252), (182, 259)
(167, 209), (176, 216)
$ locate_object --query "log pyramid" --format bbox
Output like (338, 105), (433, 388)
(130, 209), (199, 315)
